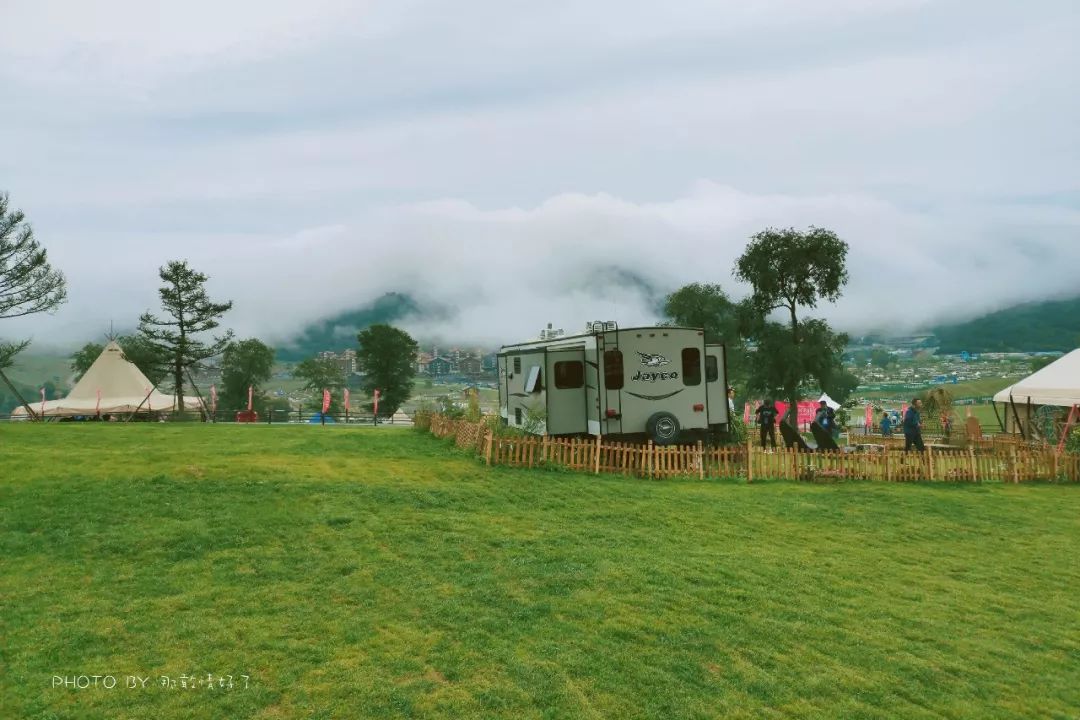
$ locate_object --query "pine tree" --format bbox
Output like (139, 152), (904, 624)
(137, 261), (233, 412)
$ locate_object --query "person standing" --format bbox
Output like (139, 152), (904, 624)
(815, 400), (835, 432)
(727, 386), (736, 415)
(903, 398), (925, 452)
(755, 399), (778, 449)
(880, 411), (893, 437)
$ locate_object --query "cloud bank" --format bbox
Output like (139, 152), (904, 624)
(0, 0), (1077, 348)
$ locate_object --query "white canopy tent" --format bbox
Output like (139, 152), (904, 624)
(12, 341), (203, 419)
(992, 349), (1080, 435)
(993, 349), (1080, 407)
(818, 393), (841, 410)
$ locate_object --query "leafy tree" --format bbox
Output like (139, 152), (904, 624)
(1031, 356), (1055, 373)
(356, 324), (418, 417)
(734, 227), (850, 416)
(870, 348), (896, 369)
(663, 282), (747, 388)
(0, 192), (68, 369)
(70, 342), (105, 380)
(293, 357), (345, 414)
(138, 261), (233, 409)
(219, 339), (275, 413)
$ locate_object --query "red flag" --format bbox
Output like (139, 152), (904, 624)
(901, 403), (908, 420)
(344, 388), (350, 412)
(96, 388), (102, 416)
(210, 384), (218, 414)
(865, 404), (873, 428)
(742, 402), (751, 424)
(40, 387), (46, 418)
(373, 388), (380, 417)
(247, 385), (253, 412)
(322, 389), (331, 414)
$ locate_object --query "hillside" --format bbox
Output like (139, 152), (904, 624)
(932, 296), (1080, 353)
(275, 292), (427, 360)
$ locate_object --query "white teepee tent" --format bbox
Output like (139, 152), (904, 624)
(12, 341), (203, 418)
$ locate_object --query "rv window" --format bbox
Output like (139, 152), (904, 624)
(682, 348), (701, 386)
(513, 357), (521, 374)
(524, 366), (542, 393)
(554, 361), (584, 389)
(705, 355), (719, 382)
(514, 407), (522, 424)
(604, 350), (624, 389)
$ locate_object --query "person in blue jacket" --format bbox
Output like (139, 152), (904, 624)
(903, 398), (925, 451)
(880, 411), (893, 437)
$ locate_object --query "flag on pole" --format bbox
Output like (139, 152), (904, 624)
(40, 387), (46, 418)
(865, 404), (873, 428)
(247, 385), (253, 412)
(743, 402), (751, 424)
(322, 389), (331, 414)
(373, 389), (380, 417)
(210, 384), (218, 414)
(344, 388), (350, 412)
(96, 388), (102, 416)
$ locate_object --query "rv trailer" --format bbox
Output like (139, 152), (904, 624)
(497, 322), (730, 444)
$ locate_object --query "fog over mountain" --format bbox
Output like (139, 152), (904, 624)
(1, 0), (1077, 349)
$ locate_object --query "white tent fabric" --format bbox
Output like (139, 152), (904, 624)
(11, 341), (204, 418)
(818, 393), (841, 410)
(992, 349), (1080, 407)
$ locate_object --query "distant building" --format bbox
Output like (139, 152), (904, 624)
(458, 357), (482, 375)
(427, 357), (453, 376)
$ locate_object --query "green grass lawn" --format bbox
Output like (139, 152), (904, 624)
(2, 426), (1078, 719)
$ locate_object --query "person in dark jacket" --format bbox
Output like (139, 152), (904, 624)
(903, 398), (925, 451)
(880, 411), (893, 437)
(755, 399), (778, 449)
(815, 401), (836, 432)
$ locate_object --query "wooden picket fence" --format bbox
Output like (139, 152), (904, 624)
(423, 415), (1080, 483)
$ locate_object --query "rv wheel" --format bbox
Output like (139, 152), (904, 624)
(646, 412), (681, 446)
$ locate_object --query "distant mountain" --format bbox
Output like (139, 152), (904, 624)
(932, 296), (1080, 353)
(276, 292), (426, 361)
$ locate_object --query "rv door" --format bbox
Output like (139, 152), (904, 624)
(705, 345), (729, 425)
(545, 348), (588, 435)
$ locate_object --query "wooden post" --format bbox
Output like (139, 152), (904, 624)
(1052, 450), (1059, 482)
(969, 447), (977, 483)
(594, 434), (602, 474)
(485, 429), (493, 465)
(746, 436), (753, 484)
(927, 445), (934, 481)
(647, 439), (654, 479)
(1011, 446), (1019, 483)
(697, 440), (704, 480)
(542, 434), (549, 463)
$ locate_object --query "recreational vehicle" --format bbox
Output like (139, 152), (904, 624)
(497, 322), (730, 444)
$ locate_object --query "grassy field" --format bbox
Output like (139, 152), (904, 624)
(1, 426), (1078, 719)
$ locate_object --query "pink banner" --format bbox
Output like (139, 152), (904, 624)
(373, 389), (380, 417)
(247, 385), (253, 412)
(772, 400), (818, 426)
(322, 389), (331, 414)
(743, 402), (751, 424)
(40, 387), (46, 418)
(210, 384), (218, 414)
(865, 404), (873, 427)
(344, 388), (350, 412)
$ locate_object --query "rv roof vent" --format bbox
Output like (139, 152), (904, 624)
(539, 324), (565, 341)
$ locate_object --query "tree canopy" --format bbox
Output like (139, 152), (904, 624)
(293, 356), (346, 414)
(0, 192), (67, 369)
(138, 261), (233, 408)
(356, 324), (418, 417)
(220, 338), (276, 413)
(663, 282), (747, 389)
(734, 227), (851, 414)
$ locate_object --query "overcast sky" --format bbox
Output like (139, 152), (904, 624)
(1, 0), (1077, 349)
